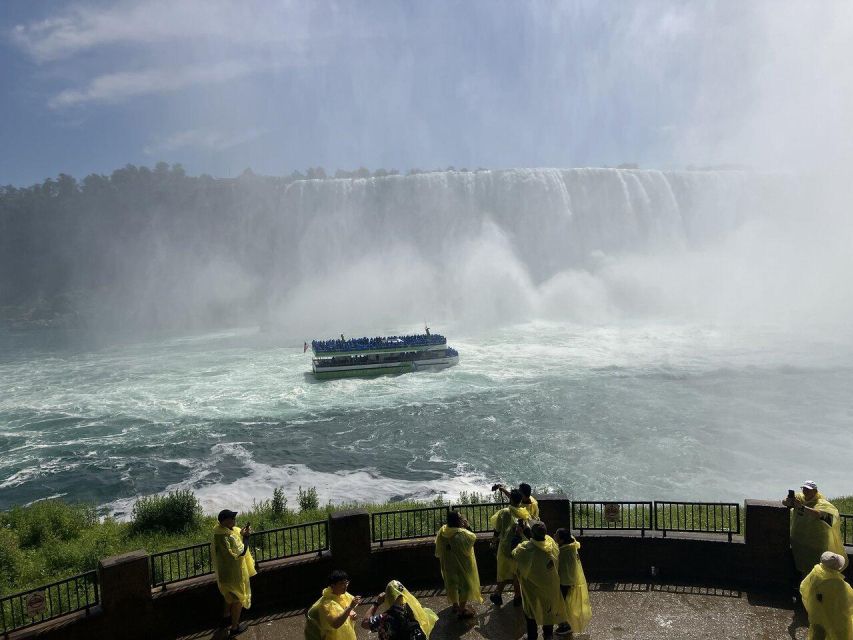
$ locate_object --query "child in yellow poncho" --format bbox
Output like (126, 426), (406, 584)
(213, 509), (257, 637)
(784, 481), (848, 574)
(435, 511), (482, 618)
(554, 528), (591, 635)
(512, 521), (565, 640)
(799, 552), (853, 640)
(306, 570), (362, 640)
(489, 488), (531, 606)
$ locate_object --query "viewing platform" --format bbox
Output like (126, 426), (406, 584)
(6, 496), (849, 639)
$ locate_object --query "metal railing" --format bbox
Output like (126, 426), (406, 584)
(841, 513), (853, 546)
(250, 521), (328, 563)
(371, 505), (449, 544)
(654, 501), (740, 542)
(453, 502), (506, 533)
(151, 521), (328, 587)
(571, 501), (654, 536)
(151, 541), (213, 588)
(371, 502), (506, 544)
(1, 571), (99, 637)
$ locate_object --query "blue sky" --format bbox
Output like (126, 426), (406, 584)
(2, 1), (851, 186)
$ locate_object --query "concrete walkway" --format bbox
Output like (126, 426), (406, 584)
(181, 582), (809, 640)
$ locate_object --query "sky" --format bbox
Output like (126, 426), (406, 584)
(2, 1), (852, 187)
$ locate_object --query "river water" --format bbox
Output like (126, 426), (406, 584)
(2, 320), (851, 515)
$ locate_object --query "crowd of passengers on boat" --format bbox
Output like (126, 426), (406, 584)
(312, 334), (447, 353)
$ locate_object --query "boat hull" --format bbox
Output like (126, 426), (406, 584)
(313, 355), (459, 380)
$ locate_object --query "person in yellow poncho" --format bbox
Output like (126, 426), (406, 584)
(495, 482), (540, 519)
(305, 570), (363, 640)
(361, 579), (438, 639)
(783, 481), (848, 574)
(554, 528), (591, 636)
(799, 551), (853, 639)
(213, 509), (257, 638)
(435, 510), (482, 618)
(489, 488), (531, 606)
(512, 521), (565, 640)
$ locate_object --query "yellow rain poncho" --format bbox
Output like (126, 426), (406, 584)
(305, 588), (357, 640)
(558, 540), (591, 634)
(490, 504), (531, 582)
(383, 580), (438, 639)
(512, 535), (565, 626)
(212, 524), (257, 608)
(799, 563), (853, 639)
(526, 497), (540, 520)
(434, 525), (482, 604)
(790, 493), (848, 573)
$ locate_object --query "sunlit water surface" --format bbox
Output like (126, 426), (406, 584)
(1, 322), (851, 515)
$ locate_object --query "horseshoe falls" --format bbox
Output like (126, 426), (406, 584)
(2, 168), (852, 515)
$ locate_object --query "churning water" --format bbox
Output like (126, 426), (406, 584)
(2, 321), (852, 515)
(2, 169), (852, 513)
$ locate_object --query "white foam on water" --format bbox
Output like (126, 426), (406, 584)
(103, 441), (492, 519)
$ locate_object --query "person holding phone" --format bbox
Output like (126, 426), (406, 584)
(782, 481), (847, 575)
(213, 509), (256, 637)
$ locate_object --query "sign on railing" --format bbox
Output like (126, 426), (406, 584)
(571, 501), (654, 536)
(654, 501), (741, 543)
(0, 571), (99, 636)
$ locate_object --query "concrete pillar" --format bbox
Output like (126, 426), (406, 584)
(328, 510), (372, 579)
(98, 550), (156, 640)
(743, 499), (795, 589)
(536, 494), (572, 533)
(744, 499), (790, 553)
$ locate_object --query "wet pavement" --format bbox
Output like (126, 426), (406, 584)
(182, 582), (809, 640)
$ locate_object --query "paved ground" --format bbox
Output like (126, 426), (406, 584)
(180, 582), (809, 640)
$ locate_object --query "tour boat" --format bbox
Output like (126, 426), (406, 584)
(309, 332), (459, 379)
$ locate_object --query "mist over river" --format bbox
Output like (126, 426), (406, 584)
(2, 168), (853, 513)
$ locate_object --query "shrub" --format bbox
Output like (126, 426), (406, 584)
(4, 500), (96, 548)
(297, 486), (319, 512)
(130, 490), (203, 534)
(0, 529), (24, 590)
(272, 487), (287, 516)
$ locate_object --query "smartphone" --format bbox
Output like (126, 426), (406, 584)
(787, 490), (795, 500)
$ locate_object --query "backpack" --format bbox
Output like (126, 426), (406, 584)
(381, 604), (426, 640)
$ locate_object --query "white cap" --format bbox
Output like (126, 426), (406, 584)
(801, 481), (818, 491)
(820, 551), (846, 571)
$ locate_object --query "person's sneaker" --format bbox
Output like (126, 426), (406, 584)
(555, 623), (572, 636)
(229, 621), (249, 637)
(489, 593), (503, 606)
(512, 595), (523, 607)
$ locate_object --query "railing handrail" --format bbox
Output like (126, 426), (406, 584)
(654, 500), (741, 542)
(1, 570), (99, 635)
(571, 500), (654, 537)
(150, 520), (329, 587)
(370, 502), (507, 544)
(150, 540), (211, 559)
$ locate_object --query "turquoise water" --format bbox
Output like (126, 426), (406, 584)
(2, 321), (852, 515)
